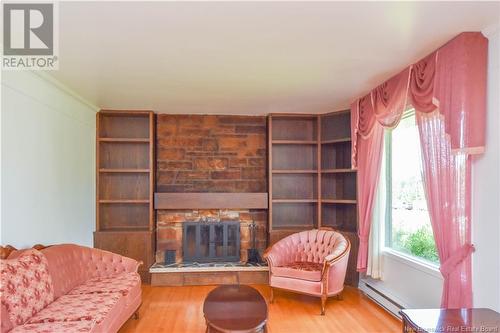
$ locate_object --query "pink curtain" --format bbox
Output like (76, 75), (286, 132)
(350, 32), (487, 307)
(416, 111), (474, 308)
(351, 97), (384, 271)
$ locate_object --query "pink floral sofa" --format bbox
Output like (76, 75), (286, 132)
(264, 229), (350, 315)
(0, 244), (141, 333)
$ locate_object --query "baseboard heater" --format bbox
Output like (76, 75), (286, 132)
(358, 280), (404, 319)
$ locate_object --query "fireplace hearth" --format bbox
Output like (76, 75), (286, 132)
(183, 220), (240, 262)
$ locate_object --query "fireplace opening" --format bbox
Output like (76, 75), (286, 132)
(183, 220), (240, 262)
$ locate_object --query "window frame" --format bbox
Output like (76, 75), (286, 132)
(382, 110), (439, 269)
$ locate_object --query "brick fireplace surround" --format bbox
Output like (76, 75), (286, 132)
(155, 115), (268, 264)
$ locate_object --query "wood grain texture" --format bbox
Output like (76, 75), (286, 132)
(401, 308), (500, 333)
(95, 110), (155, 282)
(118, 285), (401, 333)
(154, 193), (268, 209)
(151, 271), (269, 286)
(0, 244), (50, 259)
(204, 285), (267, 332)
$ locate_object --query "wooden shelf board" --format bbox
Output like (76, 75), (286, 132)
(99, 168), (150, 173)
(99, 138), (150, 143)
(272, 199), (318, 203)
(95, 229), (152, 234)
(321, 138), (351, 144)
(321, 199), (357, 204)
(99, 227), (150, 232)
(272, 140), (318, 145)
(272, 170), (318, 174)
(271, 225), (315, 231)
(99, 110), (152, 116)
(337, 230), (358, 235)
(99, 200), (150, 204)
(321, 169), (356, 173)
(321, 226), (357, 233)
(270, 114), (317, 119)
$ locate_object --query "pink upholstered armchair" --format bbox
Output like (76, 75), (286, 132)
(263, 229), (350, 315)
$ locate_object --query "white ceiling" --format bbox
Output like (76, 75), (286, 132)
(50, 1), (500, 115)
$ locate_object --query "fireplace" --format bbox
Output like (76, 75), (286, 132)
(155, 208), (268, 264)
(183, 220), (240, 262)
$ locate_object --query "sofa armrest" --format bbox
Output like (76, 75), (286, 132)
(321, 238), (351, 279)
(86, 247), (142, 277)
(263, 243), (295, 269)
(110, 253), (141, 273)
(263, 247), (280, 267)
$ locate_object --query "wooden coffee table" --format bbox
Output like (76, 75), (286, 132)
(400, 308), (500, 333)
(203, 285), (268, 333)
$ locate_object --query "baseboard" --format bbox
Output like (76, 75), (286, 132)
(358, 279), (406, 319)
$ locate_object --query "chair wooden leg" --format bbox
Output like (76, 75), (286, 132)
(320, 295), (327, 315)
(269, 287), (274, 304)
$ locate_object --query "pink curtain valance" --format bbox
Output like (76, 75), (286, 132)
(372, 67), (412, 128)
(351, 32), (488, 167)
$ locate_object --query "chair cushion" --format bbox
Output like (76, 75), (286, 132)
(272, 261), (323, 282)
(10, 321), (93, 333)
(68, 272), (140, 297)
(27, 292), (122, 324)
(0, 249), (54, 327)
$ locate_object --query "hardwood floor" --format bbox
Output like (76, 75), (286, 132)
(119, 285), (401, 333)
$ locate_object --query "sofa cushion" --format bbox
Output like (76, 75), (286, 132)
(68, 272), (140, 297)
(0, 249), (54, 328)
(27, 292), (122, 325)
(272, 261), (323, 282)
(10, 321), (93, 333)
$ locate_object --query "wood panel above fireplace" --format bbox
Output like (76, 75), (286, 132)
(154, 193), (268, 209)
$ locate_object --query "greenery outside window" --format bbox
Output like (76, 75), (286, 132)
(384, 110), (439, 264)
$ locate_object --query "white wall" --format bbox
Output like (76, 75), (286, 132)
(361, 253), (443, 310)
(361, 28), (500, 312)
(472, 26), (500, 312)
(1, 71), (97, 248)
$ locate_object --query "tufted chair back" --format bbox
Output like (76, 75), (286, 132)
(270, 229), (348, 266)
(39, 244), (139, 298)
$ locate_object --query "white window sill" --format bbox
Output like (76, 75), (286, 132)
(382, 248), (442, 279)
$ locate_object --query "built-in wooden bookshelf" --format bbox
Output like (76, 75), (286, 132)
(94, 110), (155, 282)
(268, 115), (319, 239)
(268, 110), (359, 286)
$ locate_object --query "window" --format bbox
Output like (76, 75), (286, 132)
(385, 111), (439, 264)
